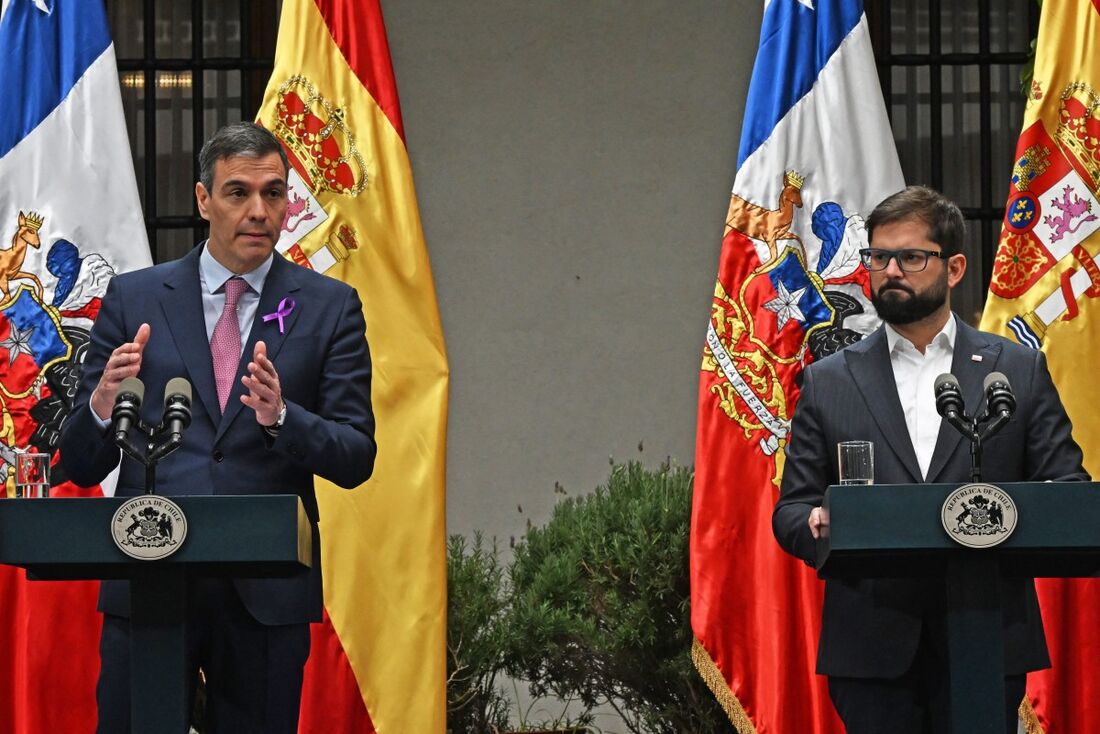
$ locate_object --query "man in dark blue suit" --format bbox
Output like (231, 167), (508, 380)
(773, 186), (1087, 733)
(60, 122), (376, 734)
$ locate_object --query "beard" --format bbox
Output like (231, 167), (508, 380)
(871, 277), (948, 325)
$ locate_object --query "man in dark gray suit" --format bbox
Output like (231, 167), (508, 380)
(773, 186), (1087, 733)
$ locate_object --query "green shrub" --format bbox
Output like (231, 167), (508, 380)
(447, 532), (513, 734)
(503, 461), (732, 734)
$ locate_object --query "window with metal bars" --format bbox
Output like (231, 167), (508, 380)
(106, 0), (279, 265)
(105, 0), (1039, 322)
(867, 0), (1040, 322)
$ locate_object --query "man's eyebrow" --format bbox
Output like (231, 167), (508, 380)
(219, 176), (287, 190)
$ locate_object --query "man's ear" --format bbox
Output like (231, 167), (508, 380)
(195, 182), (211, 222)
(947, 253), (967, 288)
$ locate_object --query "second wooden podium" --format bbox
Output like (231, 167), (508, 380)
(817, 481), (1100, 734)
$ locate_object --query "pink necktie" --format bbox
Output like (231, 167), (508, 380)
(211, 277), (247, 413)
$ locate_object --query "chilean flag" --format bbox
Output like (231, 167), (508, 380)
(691, 1), (905, 731)
(0, 1), (149, 732)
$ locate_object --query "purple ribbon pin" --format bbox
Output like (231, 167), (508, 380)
(262, 297), (296, 334)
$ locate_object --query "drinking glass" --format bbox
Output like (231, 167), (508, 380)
(15, 452), (50, 498)
(837, 441), (874, 485)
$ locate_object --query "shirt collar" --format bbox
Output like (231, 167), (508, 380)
(884, 313), (957, 355)
(199, 242), (274, 295)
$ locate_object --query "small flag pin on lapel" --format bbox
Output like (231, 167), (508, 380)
(971, 354), (983, 362)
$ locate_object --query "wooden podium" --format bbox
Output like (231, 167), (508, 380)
(0, 495), (311, 734)
(817, 481), (1100, 734)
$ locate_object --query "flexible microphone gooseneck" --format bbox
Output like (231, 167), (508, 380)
(161, 377), (193, 439)
(146, 378), (194, 465)
(933, 370), (1019, 482)
(934, 372), (983, 481)
(983, 371), (1015, 420)
(934, 373), (972, 439)
(112, 377), (194, 492)
(981, 371), (1015, 443)
(112, 377), (145, 442)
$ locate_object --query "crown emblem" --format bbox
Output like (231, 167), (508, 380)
(20, 211), (45, 232)
(784, 170), (805, 190)
(1054, 82), (1100, 191)
(274, 75), (368, 197)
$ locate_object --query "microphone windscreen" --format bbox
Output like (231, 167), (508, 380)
(164, 377), (192, 404)
(119, 376), (145, 402)
(934, 373), (961, 393)
(983, 371), (1012, 393)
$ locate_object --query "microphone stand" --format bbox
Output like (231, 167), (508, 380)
(933, 376), (1017, 734)
(970, 430), (983, 483)
(943, 408), (1011, 483)
(115, 417), (186, 495)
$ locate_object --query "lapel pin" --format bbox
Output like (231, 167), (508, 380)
(262, 297), (296, 334)
(971, 354), (983, 362)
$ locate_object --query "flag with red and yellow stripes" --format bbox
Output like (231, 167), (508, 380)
(980, 1), (1100, 731)
(256, 2), (448, 731)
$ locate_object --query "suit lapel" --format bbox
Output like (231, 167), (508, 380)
(215, 254), (304, 442)
(925, 320), (1002, 482)
(844, 329), (923, 483)
(159, 247), (220, 422)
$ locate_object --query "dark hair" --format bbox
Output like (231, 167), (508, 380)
(198, 122), (289, 192)
(866, 185), (966, 257)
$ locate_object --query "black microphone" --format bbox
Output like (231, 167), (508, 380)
(983, 371), (1016, 420)
(162, 377), (192, 438)
(112, 377), (145, 441)
(146, 378), (192, 465)
(934, 373), (965, 423)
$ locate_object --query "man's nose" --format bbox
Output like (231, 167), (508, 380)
(246, 193), (268, 219)
(882, 255), (905, 278)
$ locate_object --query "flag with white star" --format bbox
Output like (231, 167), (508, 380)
(0, 289), (69, 394)
(0, 1), (150, 732)
(691, 1), (905, 732)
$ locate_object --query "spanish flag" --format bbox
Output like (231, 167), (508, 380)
(980, 1), (1100, 731)
(256, 2), (448, 732)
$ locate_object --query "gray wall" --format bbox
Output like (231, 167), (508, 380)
(384, 1), (763, 543)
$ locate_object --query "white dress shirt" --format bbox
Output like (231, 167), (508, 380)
(884, 314), (957, 479)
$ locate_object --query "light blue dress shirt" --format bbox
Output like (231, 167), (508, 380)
(92, 243), (276, 426)
(198, 242), (275, 354)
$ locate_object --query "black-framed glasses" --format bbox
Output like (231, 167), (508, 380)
(858, 248), (949, 272)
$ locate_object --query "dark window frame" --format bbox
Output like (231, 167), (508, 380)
(867, 0), (1040, 304)
(108, 0), (278, 264)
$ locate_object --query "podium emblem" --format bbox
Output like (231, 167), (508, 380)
(111, 497), (188, 560)
(941, 483), (1018, 548)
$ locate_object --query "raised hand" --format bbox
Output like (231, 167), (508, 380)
(241, 340), (284, 426)
(91, 323), (150, 421)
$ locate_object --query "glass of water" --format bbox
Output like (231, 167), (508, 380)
(15, 452), (50, 498)
(837, 441), (874, 485)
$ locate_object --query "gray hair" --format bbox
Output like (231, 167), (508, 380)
(197, 122), (290, 192)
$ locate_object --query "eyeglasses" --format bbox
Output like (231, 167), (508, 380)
(858, 248), (949, 272)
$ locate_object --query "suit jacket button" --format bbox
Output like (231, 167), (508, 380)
(212, 450), (224, 463)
